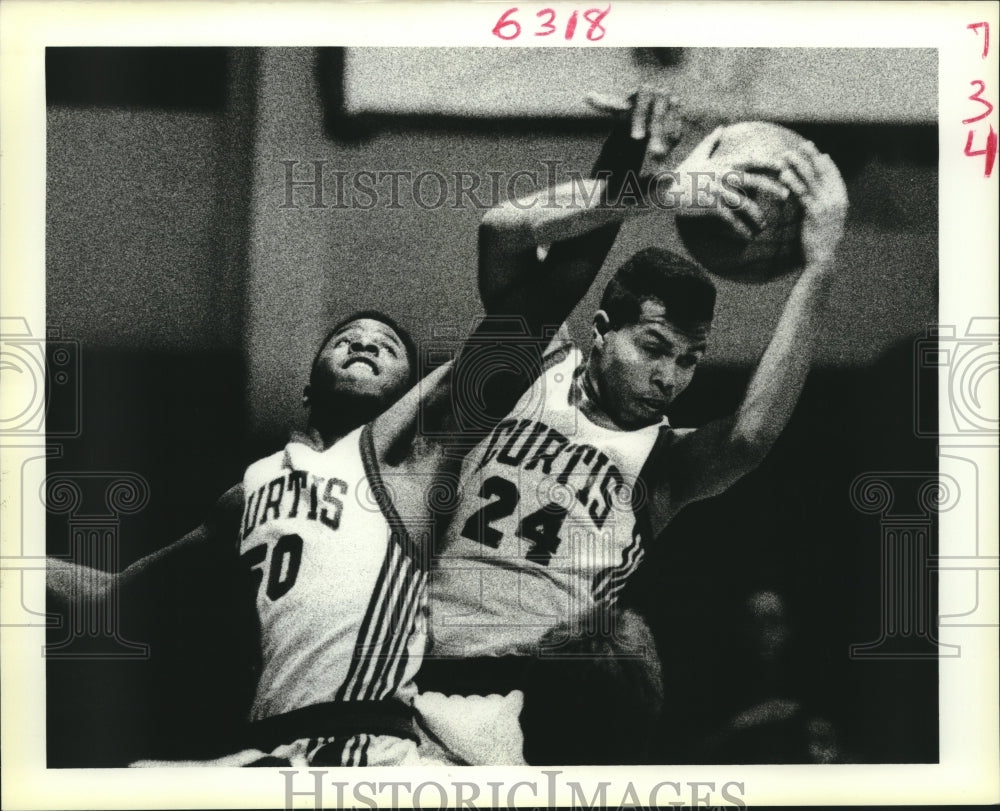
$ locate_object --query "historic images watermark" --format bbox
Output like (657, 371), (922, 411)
(277, 160), (756, 213)
(920, 318), (1000, 637)
(281, 769), (747, 810)
(914, 318), (998, 439)
(1, 318), (84, 644)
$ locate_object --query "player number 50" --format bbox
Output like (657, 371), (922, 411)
(242, 533), (304, 602)
(492, 6), (610, 41)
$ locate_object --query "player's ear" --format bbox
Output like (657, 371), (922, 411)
(592, 310), (612, 348)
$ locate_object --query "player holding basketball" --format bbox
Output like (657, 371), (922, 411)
(47, 89), (788, 767)
(417, 101), (849, 765)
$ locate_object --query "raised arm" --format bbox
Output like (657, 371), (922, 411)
(478, 90), (784, 337)
(376, 95), (786, 471)
(375, 93), (669, 461)
(477, 100), (651, 328)
(658, 144), (849, 526)
(47, 484), (244, 604)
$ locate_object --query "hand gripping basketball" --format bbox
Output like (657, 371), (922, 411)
(675, 122), (845, 282)
(670, 124), (791, 245)
(778, 141), (848, 268)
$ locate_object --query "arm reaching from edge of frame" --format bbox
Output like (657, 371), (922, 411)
(47, 483), (244, 604)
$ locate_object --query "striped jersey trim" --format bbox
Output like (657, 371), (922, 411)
(590, 423), (667, 604)
(334, 543), (426, 702)
(592, 524), (645, 605)
(359, 423), (422, 563)
(334, 427), (427, 703)
(241, 735), (372, 767)
(343, 734), (370, 766)
(346, 425), (427, 701)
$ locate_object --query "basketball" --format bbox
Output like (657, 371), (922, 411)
(675, 121), (807, 284)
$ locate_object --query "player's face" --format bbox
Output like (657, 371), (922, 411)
(591, 299), (708, 429)
(313, 318), (412, 403)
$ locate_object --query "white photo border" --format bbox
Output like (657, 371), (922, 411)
(1, 1), (997, 808)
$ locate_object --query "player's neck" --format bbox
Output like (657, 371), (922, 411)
(307, 393), (380, 449)
(305, 422), (351, 451)
(574, 363), (624, 431)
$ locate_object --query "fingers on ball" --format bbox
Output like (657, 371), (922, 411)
(733, 195), (766, 232)
(782, 149), (819, 189)
(740, 171), (790, 201)
(720, 206), (756, 240)
(778, 167), (808, 198)
(733, 155), (785, 176)
(778, 149), (816, 198)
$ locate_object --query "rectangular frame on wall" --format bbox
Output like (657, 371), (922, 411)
(336, 47), (937, 123)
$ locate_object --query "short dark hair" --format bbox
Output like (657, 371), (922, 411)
(310, 309), (418, 389)
(600, 247), (716, 333)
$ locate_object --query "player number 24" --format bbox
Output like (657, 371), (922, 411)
(491, 6), (609, 41)
(460, 475), (568, 566)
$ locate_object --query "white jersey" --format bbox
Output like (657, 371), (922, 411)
(239, 424), (427, 722)
(429, 343), (668, 657)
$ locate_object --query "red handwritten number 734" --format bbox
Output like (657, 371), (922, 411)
(963, 23), (995, 177)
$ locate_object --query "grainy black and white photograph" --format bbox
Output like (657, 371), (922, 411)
(1, 2), (998, 809)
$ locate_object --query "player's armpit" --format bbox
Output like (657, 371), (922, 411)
(649, 418), (763, 531)
(477, 211), (544, 314)
(369, 362), (455, 467)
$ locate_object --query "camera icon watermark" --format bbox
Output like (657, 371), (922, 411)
(0, 317), (81, 440)
(914, 318), (999, 438)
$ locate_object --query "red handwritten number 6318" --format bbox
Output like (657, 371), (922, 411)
(492, 7), (610, 41)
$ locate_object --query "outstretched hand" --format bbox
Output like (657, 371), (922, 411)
(586, 86), (683, 163)
(586, 92), (791, 238)
(775, 142), (848, 267)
